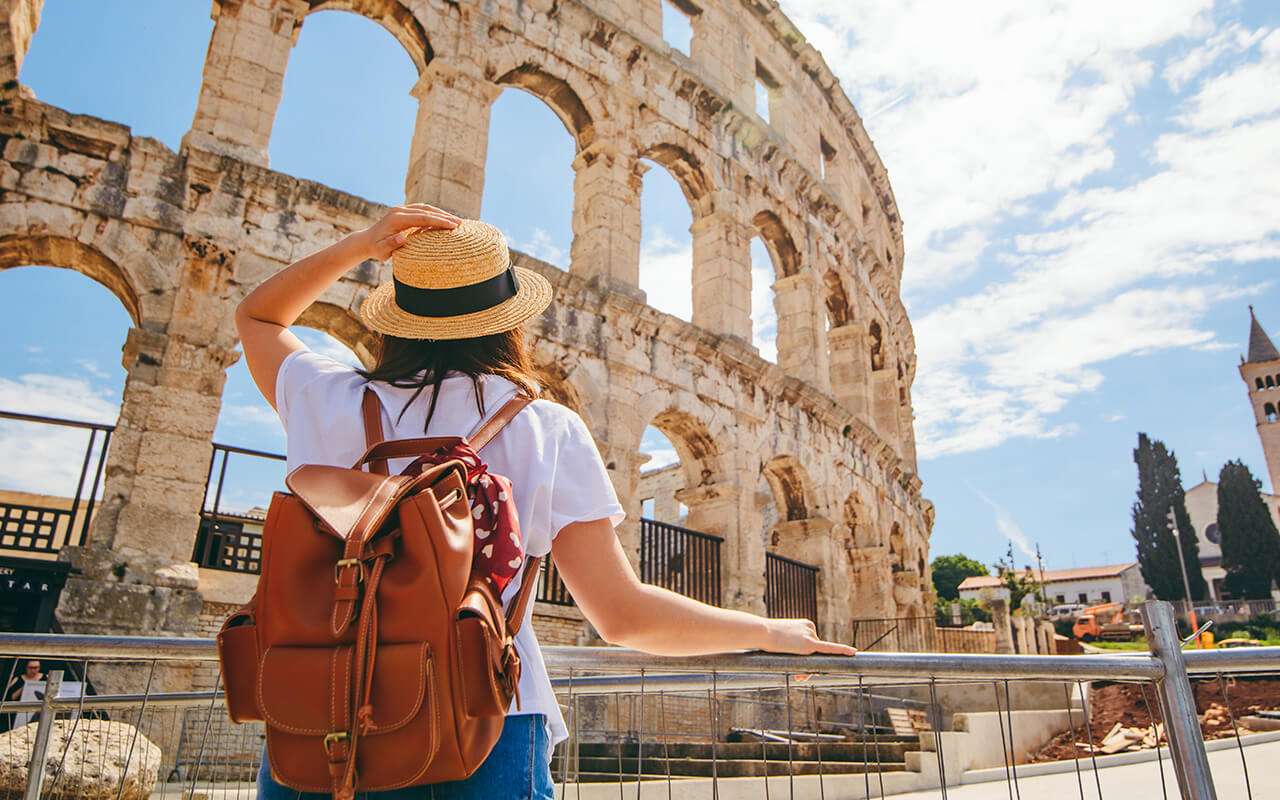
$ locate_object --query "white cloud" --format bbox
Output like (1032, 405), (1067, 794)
(0, 374), (119, 497)
(975, 488), (1037, 561)
(639, 226), (694, 322)
(750, 252), (778, 363)
(516, 227), (566, 265)
(640, 448), (680, 473)
(773, 2), (1280, 458)
(219, 403), (280, 428)
(290, 327), (362, 368)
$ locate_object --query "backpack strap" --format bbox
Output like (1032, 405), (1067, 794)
(357, 391), (533, 471)
(361, 389), (388, 475)
(470, 395), (533, 451)
(506, 556), (543, 634)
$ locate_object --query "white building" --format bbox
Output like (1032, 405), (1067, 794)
(958, 562), (1148, 607)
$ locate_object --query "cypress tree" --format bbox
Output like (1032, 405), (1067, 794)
(1217, 460), (1280, 599)
(1131, 433), (1207, 600)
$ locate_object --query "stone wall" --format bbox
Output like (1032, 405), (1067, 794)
(0, 0), (933, 649)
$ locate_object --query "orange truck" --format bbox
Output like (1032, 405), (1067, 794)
(1072, 602), (1143, 642)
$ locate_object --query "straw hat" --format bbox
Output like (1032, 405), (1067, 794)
(360, 219), (552, 340)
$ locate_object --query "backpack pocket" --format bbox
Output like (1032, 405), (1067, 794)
(258, 642), (438, 792)
(216, 603), (261, 723)
(455, 583), (520, 718)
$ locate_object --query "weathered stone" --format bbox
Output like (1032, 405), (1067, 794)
(0, 0), (932, 651)
(0, 719), (161, 800)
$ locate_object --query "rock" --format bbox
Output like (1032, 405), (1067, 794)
(0, 719), (162, 800)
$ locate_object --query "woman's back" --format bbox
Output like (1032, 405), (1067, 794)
(274, 348), (624, 747)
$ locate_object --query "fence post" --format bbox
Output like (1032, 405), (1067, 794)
(1142, 601), (1216, 800)
(22, 669), (62, 800)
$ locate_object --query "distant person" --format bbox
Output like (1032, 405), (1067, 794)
(236, 205), (856, 799)
(6, 659), (42, 701)
(3, 660), (42, 731)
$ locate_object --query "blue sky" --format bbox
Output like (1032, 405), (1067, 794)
(2, 1), (1278, 574)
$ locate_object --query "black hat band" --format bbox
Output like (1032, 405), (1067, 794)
(393, 267), (521, 317)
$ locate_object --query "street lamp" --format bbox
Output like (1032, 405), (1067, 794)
(1168, 506), (1200, 645)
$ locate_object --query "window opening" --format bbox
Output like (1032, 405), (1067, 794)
(754, 61), (779, 124)
(819, 135), (836, 182)
(661, 0), (697, 56)
(749, 237), (778, 362)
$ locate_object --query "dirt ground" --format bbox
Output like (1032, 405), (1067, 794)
(1033, 677), (1280, 762)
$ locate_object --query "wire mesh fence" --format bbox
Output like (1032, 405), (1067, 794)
(0, 602), (1274, 800)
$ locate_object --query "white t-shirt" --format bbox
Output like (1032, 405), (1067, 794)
(274, 349), (625, 746)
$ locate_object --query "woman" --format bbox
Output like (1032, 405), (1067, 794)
(236, 204), (855, 799)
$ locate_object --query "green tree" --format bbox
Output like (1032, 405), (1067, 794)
(1131, 433), (1207, 600)
(930, 554), (989, 601)
(995, 544), (1043, 611)
(1218, 460), (1280, 599)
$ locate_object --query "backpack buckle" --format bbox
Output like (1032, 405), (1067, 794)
(323, 731), (349, 755)
(334, 559), (364, 585)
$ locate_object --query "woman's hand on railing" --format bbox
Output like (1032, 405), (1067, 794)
(761, 618), (857, 656)
(354, 204), (461, 262)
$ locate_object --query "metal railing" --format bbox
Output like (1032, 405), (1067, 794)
(639, 518), (723, 606)
(537, 555), (574, 606)
(0, 410), (112, 556)
(193, 443), (283, 574)
(0, 603), (1273, 799)
(765, 551), (819, 625)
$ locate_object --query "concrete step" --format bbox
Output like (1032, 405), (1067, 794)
(565, 739), (917, 762)
(561, 757), (911, 781)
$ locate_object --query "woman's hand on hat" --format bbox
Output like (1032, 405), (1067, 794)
(357, 204), (461, 261)
(761, 618), (857, 656)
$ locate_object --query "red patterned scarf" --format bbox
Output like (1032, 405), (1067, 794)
(401, 442), (524, 592)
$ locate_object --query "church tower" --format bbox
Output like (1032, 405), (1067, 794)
(1240, 306), (1280, 492)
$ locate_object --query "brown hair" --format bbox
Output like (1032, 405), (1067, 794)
(357, 327), (540, 432)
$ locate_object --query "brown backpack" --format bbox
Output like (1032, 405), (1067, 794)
(216, 391), (541, 799)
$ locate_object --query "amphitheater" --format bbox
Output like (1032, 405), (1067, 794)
(0, 0), (933, 653)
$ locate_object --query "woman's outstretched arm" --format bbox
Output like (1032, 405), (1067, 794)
(551, 518), (856, 657)
(234, 204), (459, 407)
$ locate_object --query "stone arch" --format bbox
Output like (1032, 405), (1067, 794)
(294, 301), (378, 368)
(531, 360), (586, 419)
(823, 268), (854, 328)
(638, 142), (715, 219)
(761, 455), (813, 522)
(869, 320), (885, 371)
(643, 407), (722, 490)
(0, 234), (144, 326)
(306, 1), (434, 73)
(491, 63), (596, 150)
(751, 211), (800, 278)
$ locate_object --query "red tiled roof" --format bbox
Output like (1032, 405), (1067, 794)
(958, 562), (1138, 590)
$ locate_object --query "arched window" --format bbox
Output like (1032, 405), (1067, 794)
(869, 321), (885, 371)
(0, 265), (132, 503)
(1259, 378), (1267, 391)
(271, 11), (417, 204)
(483, 88), (576, 270)
(1266, 403), (1278, 424)
(1267, 375), (1276, 390)
(638, 162), (694, 320)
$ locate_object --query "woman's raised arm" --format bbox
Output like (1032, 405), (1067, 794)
(551, 518), (856, 657)
(234, 204), (459, 408)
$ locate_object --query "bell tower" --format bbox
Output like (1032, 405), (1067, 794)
(1240, 306), (1280, 492)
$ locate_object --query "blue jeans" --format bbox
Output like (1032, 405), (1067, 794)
(256, 714), (555, 800)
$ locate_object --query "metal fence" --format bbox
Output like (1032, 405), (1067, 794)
(0, 411), (112, 557)
(3, 602), (1264, 799)
(765, 551), (819, 625)
(639, 518), (723, 607)
(538, 555), (574, 606)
